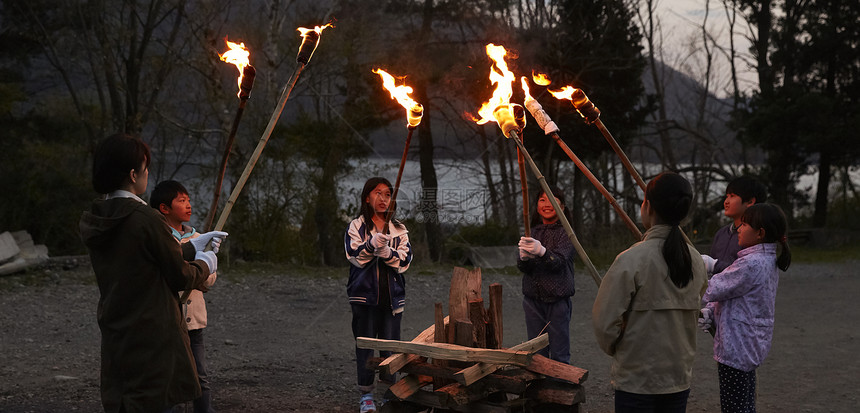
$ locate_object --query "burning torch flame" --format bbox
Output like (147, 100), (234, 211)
(474, 44), (520, 138)
(296, 23), (334, 64)
(475, 44), (516, 126)
(219, 40), (250, 97)
(549, 85), (601, 124)
(532, 71), (551, 86)
(373, 68), (424, 128)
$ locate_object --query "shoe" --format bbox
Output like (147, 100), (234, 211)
(359, 393), (377, 413)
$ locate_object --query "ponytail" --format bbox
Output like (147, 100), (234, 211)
(646, 172), (694, 288)
(777, 237), (792, 271)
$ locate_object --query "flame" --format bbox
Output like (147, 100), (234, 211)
(521, 76), (533, 100)
(475, 44), (517, 125)
(548, 85), (577, 101)
(297, 23), (334, 37)
(373, 68), (423, 127)
(219, 39), (250, 97)
(532, 71), (551, 86)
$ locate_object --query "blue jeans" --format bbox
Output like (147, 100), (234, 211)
(189, 328), (214, 413)
(351, 304), (402, 393)
(615, 389), (690, 413)
(522, 295), (572, 364)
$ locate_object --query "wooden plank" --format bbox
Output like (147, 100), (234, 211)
(378, 315), (449, 376)
(369, 357), (537, 394)
(524, 379), (585, 406)
(488, 283), (503, 349)
(522, 354), (589, 385)
(454, 333), (549, 386)
(469, 299), (487, 348)
(448, 267), (482, 341)
(388, 374), (434, 400)
(356, 337), (532, 366)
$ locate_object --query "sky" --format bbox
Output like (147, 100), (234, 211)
(652, 0), (758, 96)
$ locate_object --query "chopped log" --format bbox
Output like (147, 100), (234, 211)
(378, 315), (449, 376)
(405, 389), (518, 413)
(469, 299), (487, 348)
(524, 379), (586, 406)
(435, 382), (488, 406)
(367, 357), (538, 394)
(388, 374), (434, 400)
(487, 283), (503, 349)
(448, 267), (482, 341)
(453, 320), (474, 347)
(522, 354), (589, 385)
(433, 302), (451, 388)
(454, 333), (549, 386)
(356, 337), (532, 366)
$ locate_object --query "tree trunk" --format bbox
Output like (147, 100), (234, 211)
(812, 151), (831, 227)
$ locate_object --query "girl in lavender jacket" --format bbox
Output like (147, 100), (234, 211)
(699, 203), (791, 413)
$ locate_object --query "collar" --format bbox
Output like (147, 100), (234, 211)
(106, 190), (147, 205)
(171, 225), (197, 241)
(738, 242), (777, 258)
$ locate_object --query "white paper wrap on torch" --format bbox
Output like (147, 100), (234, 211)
(524, 96), (559, 135)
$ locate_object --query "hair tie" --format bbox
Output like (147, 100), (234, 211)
(780, 235), (787, 243)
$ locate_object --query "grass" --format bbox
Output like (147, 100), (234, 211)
(789, 240), (860, 263)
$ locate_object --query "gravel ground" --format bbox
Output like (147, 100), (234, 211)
(1, 259), (858, 412)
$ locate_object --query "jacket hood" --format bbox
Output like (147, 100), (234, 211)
(79, 198), (151, 247)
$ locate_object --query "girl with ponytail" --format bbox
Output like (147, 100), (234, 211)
(699, 203), (790, 412)
(592, 172), (708, 412)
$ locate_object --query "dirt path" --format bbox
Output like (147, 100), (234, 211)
(1, 260), (857, 412)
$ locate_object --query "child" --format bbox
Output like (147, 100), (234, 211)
(516, 185), (576, 364)
(151, 180), (217, 413)
(699, 203), (790, 413)
(703, 176), (767, 274)
(592, 172), (708, 412)
(344, 177), (413, 413)
(79, 133), (227, 413)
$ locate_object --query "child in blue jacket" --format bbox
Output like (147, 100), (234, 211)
(344, 177), (413, 412)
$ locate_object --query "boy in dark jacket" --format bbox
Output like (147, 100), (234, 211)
(703, 176), (767, 274)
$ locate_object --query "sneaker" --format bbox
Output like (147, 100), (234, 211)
(359, 393), (376, 413)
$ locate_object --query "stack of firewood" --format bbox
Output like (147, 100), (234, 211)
(358, 267), (588, 412)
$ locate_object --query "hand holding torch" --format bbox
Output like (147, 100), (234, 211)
(492, 104), (603, 287)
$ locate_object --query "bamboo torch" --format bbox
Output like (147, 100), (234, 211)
(475, 44), (602, 287)
(204, 39), (256, 232)
(211, 23), (332, 233)
(548, 86), (647, 192)
(372, 68), (424, 234)
(550, 85), (693, 245)
(521, 75), (642, 241)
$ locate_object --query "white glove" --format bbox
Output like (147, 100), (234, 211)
(701, 254), (717, 274)
(518, 237), (546, 257)
(374, 246), (391, 258)
(195, 250), (218, 274)
(518, 247), (536, 261)
(370, 232), (390, 249)
(191, 231), (229, 253)
(698, 308), (714, 333)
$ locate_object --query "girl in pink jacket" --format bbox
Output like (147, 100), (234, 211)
(700, 203), (791, 413)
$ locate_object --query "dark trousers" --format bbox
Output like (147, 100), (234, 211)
(351, 304), (402, 393)
(189, 328), (214, 413)
(718, 362), (756, 413)
(522, 295), (571, 364)
(615, 389), (691, 413)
